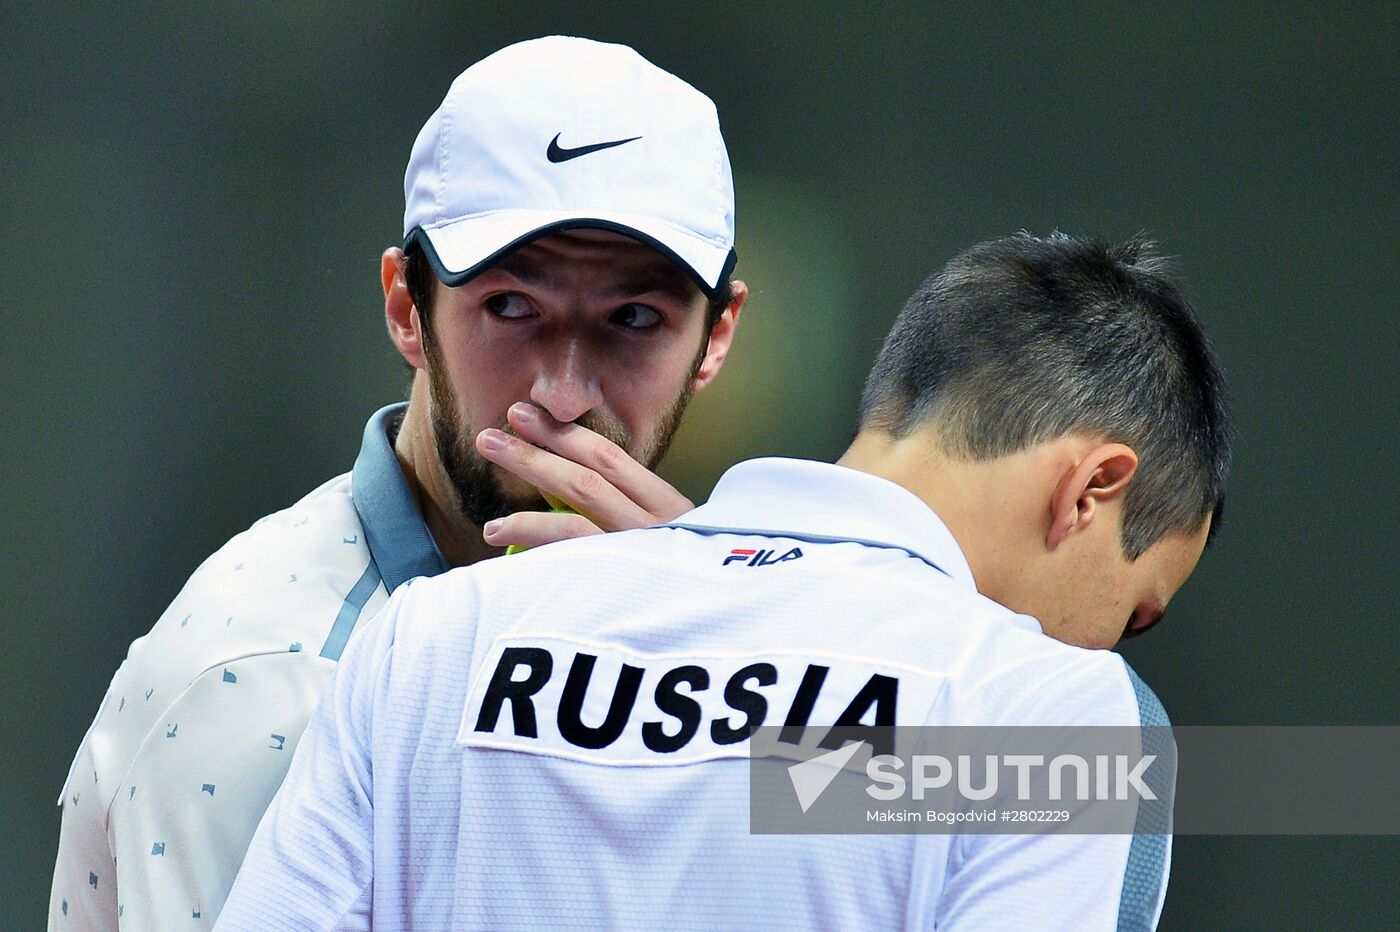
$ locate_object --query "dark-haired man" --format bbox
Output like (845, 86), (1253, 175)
(50, 36), (746, 931)
(218, 233), (1231, 930)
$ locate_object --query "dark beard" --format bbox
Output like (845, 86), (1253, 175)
(423, 339), (702, 529)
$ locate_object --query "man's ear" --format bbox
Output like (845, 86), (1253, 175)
(383, 247), (428, 371)
(691, 280), (748, 392)
(1046, 442), (1138, 550)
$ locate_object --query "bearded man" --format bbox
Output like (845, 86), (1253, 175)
(49, 36), (746, 931)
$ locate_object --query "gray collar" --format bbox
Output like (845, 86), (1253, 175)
(350, 403), (449, 592)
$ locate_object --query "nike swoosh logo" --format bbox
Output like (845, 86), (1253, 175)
(547, 133), (642, 163)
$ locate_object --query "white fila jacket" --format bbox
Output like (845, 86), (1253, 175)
(217, 458), (1173, 931)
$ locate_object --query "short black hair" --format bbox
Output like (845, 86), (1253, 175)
(859, 232), (1232, 559)
(403, 245), (732, 336)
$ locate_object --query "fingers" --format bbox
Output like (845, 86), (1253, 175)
(503, 402), (694, 520)
(483, 510), (602, 551)
(476, 427), (656, 531)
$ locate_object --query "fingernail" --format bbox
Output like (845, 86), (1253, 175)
(511, 402), (537, 422)
(483, 519), (502, 536)
(479, 430), (507, 452)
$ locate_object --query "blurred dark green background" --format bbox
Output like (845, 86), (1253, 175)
(3, 3), (1396, 928)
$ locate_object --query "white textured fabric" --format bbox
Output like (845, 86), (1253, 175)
(219, 458), (1170, 930)
(48, 475), (385, 931)
(49, 404), (442, 931)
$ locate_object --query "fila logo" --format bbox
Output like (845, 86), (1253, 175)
(723, 547), (803, 567)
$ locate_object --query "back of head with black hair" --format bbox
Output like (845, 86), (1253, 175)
(859, 233), (1232, 560)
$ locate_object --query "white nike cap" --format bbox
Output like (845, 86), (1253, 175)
(403, 36), (737, 298)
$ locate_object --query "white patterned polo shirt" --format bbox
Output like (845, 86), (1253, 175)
(49, 403), (447, 931)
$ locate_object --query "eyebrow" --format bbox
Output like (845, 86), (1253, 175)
(1204, 496), (1226, 550)
(1121, 607), (1166, 640)
(612, 274), (699, 304)
(489, 256), (700, 305)
(488, 256), (549, 287)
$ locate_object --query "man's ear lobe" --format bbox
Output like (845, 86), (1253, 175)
(383, 247), (427, 370)
(1045, 442), (1138, 550)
